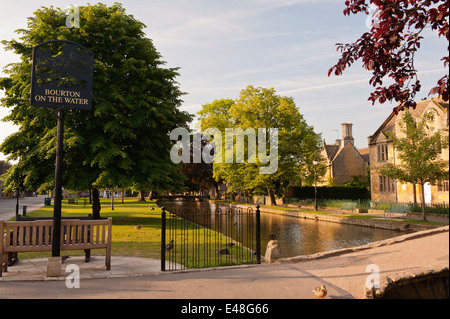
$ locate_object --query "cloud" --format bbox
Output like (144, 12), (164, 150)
(278, 78), (369, 95)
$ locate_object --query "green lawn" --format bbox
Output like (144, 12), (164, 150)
(13, 198), (164, 260)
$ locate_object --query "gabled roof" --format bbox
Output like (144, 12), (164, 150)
(368, 96), (448, 145)
(333, 141), (369, 163)
(323, 143), (340, 161)
(358, 147), (370, 162)
(322, 140), (369, 163)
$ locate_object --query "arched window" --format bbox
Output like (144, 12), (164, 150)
(426, 109), (439, 132)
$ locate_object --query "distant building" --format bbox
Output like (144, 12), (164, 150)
(368, 96), (449, 204)
(320, 123), (369, 186)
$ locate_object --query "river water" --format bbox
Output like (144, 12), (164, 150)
(159, 201), (405, 259)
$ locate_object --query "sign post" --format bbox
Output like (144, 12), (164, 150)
(52, 108), (64, 257)
(30, 40), (93, 257)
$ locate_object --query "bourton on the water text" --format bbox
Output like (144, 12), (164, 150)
(34, 89), (89, 105)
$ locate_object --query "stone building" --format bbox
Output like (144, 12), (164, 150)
(319, 123), (369, 186)
(368, 96), (449, 204)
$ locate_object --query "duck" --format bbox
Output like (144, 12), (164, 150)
(134, 225), (142, 229)
(149, 206), (155, 211)
(165, 239), (174, 251)
(216, 248), (230, 255)
(225, 242), (235, 248)
(313, 285), (327, 299)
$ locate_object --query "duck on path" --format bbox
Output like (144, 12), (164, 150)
(313, 285), (327, 299)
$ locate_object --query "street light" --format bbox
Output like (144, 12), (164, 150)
(312, 158), (318, 211)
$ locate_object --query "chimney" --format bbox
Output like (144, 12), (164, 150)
(341, 123), (354, 147)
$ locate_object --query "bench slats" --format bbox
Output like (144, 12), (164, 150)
(384, 204), (411, 218)
(340, 202), (357, 212)
(96, 225), (100, 245)
(1, 218), (112, 276)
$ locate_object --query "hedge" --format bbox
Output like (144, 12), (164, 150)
(285, 186), (370, 200)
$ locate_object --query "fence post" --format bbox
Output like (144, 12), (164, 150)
(161, 206), (166, 271)
(256, 205), (261, 264)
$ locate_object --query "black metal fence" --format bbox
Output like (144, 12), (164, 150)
(161, 205), (261, 271)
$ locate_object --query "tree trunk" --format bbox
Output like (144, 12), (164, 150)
(413, 183), (417, 205)
(420, 182), (427, 221)
(214, 184), (219, 200)
(147, 191), (158, 200)
(137, 190), (146, 201)
(121, 188), (125, 204)
(92, 188), (101, 219)
(267, 188), (277, 206)
(111, 189), (114, 210)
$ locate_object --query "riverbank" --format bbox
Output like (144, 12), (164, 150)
(225, 201), (448, 233)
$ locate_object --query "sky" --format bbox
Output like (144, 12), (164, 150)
(0, 0), (448, 161)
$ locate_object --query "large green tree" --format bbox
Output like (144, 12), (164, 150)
(0, 4), (192, 217)
(378, 110), (449, 220)
(198, 86), (322, 206)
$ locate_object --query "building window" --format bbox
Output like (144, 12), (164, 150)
(377, 144), (389, 162)
(427, 109), (439, 132)
(438, 180), (449, 192)
(379, 175), (396, 193)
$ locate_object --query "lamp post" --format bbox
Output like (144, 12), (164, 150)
(312, 158), (318, 211)
(15, 185), (20, 218)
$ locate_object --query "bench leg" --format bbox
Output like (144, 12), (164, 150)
(84, 249), (91, 262)
(0, 253), (4, 276)
(106, 250), (111, 271)
(106, 246), (111, 270)
(8, 252), (18, 266)
(2, 252), (8, 274)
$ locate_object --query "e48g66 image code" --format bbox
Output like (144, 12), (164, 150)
(225, 304), (269, 314)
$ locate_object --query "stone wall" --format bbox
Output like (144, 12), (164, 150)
(332, 143), (368, 185)
(365, 266), (449, 299)
(246, 205), (438, 232)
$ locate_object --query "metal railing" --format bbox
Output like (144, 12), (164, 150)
(161, 205), (261, 271)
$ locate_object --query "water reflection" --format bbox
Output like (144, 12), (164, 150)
(159, 201), (404, 259)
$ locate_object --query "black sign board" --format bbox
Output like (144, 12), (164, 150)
(30, 40), (93, 110)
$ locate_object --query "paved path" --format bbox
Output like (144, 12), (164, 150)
(1, 226), (448, 300)
(0, 195), (46, 221)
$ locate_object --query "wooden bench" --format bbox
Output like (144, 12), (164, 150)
(384, 204), (411, 219)
(340, 202), (357, 212)
(10, 215), (93, 266)
(256, 197), (265, 205)
(1, 218), (112, 277)
(68, 199), (78, 205)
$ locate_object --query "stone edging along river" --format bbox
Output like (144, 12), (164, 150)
(230, 203), (444, 233)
